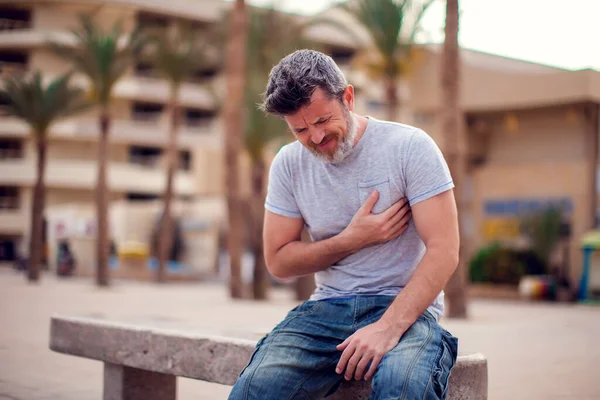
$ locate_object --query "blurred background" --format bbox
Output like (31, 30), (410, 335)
(0, 0), (599, 399)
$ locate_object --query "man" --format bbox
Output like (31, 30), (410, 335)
(229, 49), (459, 400)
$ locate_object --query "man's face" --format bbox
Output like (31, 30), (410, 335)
(283, 87), (358, 163)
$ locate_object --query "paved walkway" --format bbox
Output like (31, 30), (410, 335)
(1, 268), (599, 400)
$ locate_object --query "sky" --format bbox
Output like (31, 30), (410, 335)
(245, 0), (600, 71)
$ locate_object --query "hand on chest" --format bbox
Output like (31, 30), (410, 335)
(299, 174), (405, 240)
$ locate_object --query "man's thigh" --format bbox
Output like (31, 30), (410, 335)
(371, 312), (458, 400)
(228, 300), (352, 400)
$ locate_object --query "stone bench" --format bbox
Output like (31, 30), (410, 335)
(49, 315), (488, 399)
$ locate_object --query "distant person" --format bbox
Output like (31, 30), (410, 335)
(228, 50), (460, 399)
(56, 240), (76, 277)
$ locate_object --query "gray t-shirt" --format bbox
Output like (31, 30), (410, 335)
(265, 117), (454, 319)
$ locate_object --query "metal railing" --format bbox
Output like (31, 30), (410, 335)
(131, 112), (162, 122)
(0, 61), (27, 78)
(129, 154), (162, 168)
(0, 18), (30, 31)
(0, 148), (23, 159)
(0, 196), (19, 210)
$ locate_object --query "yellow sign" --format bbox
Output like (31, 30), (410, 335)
(483, 218), (521, 240)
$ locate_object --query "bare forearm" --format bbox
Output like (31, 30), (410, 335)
(380, 245), (458, 330)
(269, 232), (356, 279)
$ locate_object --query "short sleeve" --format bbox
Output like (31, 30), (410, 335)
(404, 129), (454, 206)
(265, 147), (303, 219)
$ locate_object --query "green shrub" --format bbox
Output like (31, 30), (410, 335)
(469, 242), (546, 285)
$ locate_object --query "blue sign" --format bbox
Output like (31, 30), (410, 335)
(484, 197), (573, 217)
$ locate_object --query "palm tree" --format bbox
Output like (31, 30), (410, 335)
(440, 0), (468, 318)
(145, 22), (218, 283)
(50, 15), (146, 286)
(224, 0), (249, 298)
(343, 0), (433, 122)
(244, 7), (294, 299)
(0, 72), (88, 282)
(243, 5), (350, 299)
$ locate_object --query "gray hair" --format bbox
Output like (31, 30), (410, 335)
(261, 49), (348, 116)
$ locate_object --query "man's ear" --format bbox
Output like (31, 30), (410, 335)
(343, 85), (355, 111)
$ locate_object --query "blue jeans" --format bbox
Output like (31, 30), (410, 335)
(229, 295), (459, 400)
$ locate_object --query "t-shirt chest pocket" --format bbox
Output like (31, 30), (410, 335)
(358, 177), (392, 215)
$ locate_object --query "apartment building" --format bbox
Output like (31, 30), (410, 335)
(0, 0), (372, 264)
(0, 1), (219, 262)
(2, 0), (600, 289)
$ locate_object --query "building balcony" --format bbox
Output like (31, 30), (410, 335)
(0, 18), (31, 31)
(0, 29), (70, 48)
(0, 208), (26, 234)
(67, 74), (218, 109)
(0, 61), (27, 78)
(0, 117), (223, 149)
(0, 159), (197, 196)
(115, 76), (218, 109)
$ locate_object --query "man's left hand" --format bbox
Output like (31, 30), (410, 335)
(335, 321), (405, 381)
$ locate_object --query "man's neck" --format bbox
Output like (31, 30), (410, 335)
(352, 115), (369, 147)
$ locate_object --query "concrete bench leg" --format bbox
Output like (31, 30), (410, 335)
(103, 363), (176, 400)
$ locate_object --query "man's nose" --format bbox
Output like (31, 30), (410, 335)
(310, 129), (326, 145)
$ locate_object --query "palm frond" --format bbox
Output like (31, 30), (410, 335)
(142, 21), (220, 91)
(0, 71), (90, 137)
(343, 0), (432, 80)
(48, 13), (147, 106)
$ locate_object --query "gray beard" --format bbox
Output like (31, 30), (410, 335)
(312, 111), (358, 164)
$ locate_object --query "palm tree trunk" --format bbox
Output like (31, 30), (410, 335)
(385, 75), (399, 122)
(250, 158), (268, 300)
(96, 111), (111, 287)
(295, 276), (315, 301)
(441, 0), (468, 318)
(224, 0), (248, 299)
(27, 136), (47, 282)
(157, 92), (180, 283)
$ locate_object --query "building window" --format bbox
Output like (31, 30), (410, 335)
(0, 139), (23, 159)
(179, 150), (192, 171)
(366, 100), (386, 112)
(0, 93), (10, 116)
(134, 61), (157, 78)
(0, 51), (28, 79)
(131, 102), (164, 122)
(0, 186), (19, 210)
(129, 146), (162, 167)
(329, 47), (355, 66)
(185, 108), (215, 128)
(191, 67), (219, 82)
(0, 8), (31, 31)
(126, 192), (159, 202)
(0, 235), (18, 262)
(136, 12), (169, 30)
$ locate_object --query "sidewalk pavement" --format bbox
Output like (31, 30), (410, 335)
(1, 268), (599, 400)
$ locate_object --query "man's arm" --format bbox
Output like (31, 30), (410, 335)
(378, 189), (459, 329)
(264, 191), (412, 280)
(263, 212), (353, 280)
(335, 190), (459, 381)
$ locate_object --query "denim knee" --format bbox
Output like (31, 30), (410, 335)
(370, 313), (458, 400)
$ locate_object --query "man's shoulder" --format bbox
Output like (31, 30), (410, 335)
(367, 117), (426, 147)
(272, 140), (304, 164)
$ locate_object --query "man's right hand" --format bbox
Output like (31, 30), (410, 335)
(341, 191), (412, 251)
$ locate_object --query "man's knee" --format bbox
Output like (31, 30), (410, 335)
(229, 360), (315, 400)
(370, 315), (458, 399)
(228, 340), (312, 400)
(229, 365), (277, 400)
